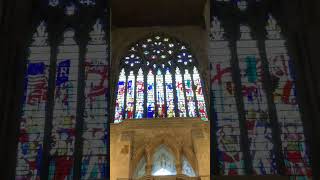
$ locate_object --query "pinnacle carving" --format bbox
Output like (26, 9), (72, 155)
(266, 14), (282, 39)
(210, 16), (225, 41)
(89, 19), (105, 44)
(32, 21), (48, 46)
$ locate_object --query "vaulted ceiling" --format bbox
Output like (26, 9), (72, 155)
(111, 0), (207, 27)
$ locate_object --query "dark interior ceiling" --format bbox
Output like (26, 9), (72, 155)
(111, 0), (206, 27)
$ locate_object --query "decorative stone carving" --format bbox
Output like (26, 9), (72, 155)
(32, 21), (48, 46)
(49, 0), (59, 7)
(210, 17), (224, 41)
(237, 0), (248, 11)
(65, 3), (76, 16)
(79, 0), (96, 6)
(89, 19), (105, 45)
(266, 14), (282, 40)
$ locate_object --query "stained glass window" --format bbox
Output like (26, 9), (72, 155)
(125, 71), (135, 119)
(175, 68), (187, 117)
(133, 156), (146, 178)
(209, 17), (245, 175)
(156, 69), (165, 118)
(48, 29), (79, 179)
(15, 1), (109, 178)
(16, 22), (50, 180)
(115, 69), (126, 123)
(182, 156), (196, 177)
(211, 1), (312, 178)
(81, 19), (108, 179)
(147, 70), (155, 118)
(114, 34), (208, 122)
(151, 145), (177, 176)
(135, 69), (144, 119)
(237, 24), (276, 175)
(165, 69), (175, 118)
(265, 15), (312, 178)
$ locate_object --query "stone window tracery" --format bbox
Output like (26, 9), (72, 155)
(114, 34), (208, 123)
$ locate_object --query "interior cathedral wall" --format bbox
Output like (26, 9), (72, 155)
(0, 0), (320, 179)
(110, 119), (210, 180)
(109, 25), (211, 179)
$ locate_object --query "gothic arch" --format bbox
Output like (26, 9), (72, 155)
(113, 33), (209, 122)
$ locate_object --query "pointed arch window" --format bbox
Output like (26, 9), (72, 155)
(151, 145), (177, 176)
(15, 1), (110, 178)
(114, 34), (208, 122)
(210, 1), (313, 178)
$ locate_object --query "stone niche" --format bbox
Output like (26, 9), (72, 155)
(110, 118), (210, 180)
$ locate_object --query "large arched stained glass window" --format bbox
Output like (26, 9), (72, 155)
(210, 0), (313, 178)
(114, 34), (208, 123)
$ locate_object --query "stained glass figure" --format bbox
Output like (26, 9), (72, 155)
(114, 69), (126, 123)
(209, 17), (245, 175)
(193, 67), (208, 120)
(48, 29), (79, 179)
(265, 15), (312, 178)
(135, 69), (144, 119)
(184, 69), (196, 117)
(147, 70), (155, 118)
(125, 71), (135, 119)
(237, 25), (276, 175)
(156, 69), (165, 118)
(81, 19), (108, 179)
(165, 69), (175, 118)
(16, 22), (50, 180)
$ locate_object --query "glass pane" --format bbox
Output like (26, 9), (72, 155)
(152, 145), (177, 176)
(182, 156), (196, 177)
(165, 69), (175, 118)
(193, 67), (208, 120)
(125, 71), (135, 119)
(147, 70), (155, 118)
(184, 69), (196, 117)
(135, 69), (144, 119)
(265, 15), (312, 177)
(156, 70), (165, 118)
(237, 25), (276, 175)
(16, 34), (50, 179)
(175, 68), (187, 117)
(133, 157), (146, 178)
(209, 18), (245, 173)
(114, 69), (126, 123)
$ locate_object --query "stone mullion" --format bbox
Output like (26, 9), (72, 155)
(257, 35), (286, 174)
(229, 39), (254, 175)
(154, 69), (158, 118)
(143, 69), (148, 118)
(122, 71), (128, 120)
(72, 30), (87, 180)
(133, 71), (138, 119)
(162, 69), (168, 118)
(40, 31), (58, 180)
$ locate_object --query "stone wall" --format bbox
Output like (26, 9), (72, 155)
(110, 118), (210, 180)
